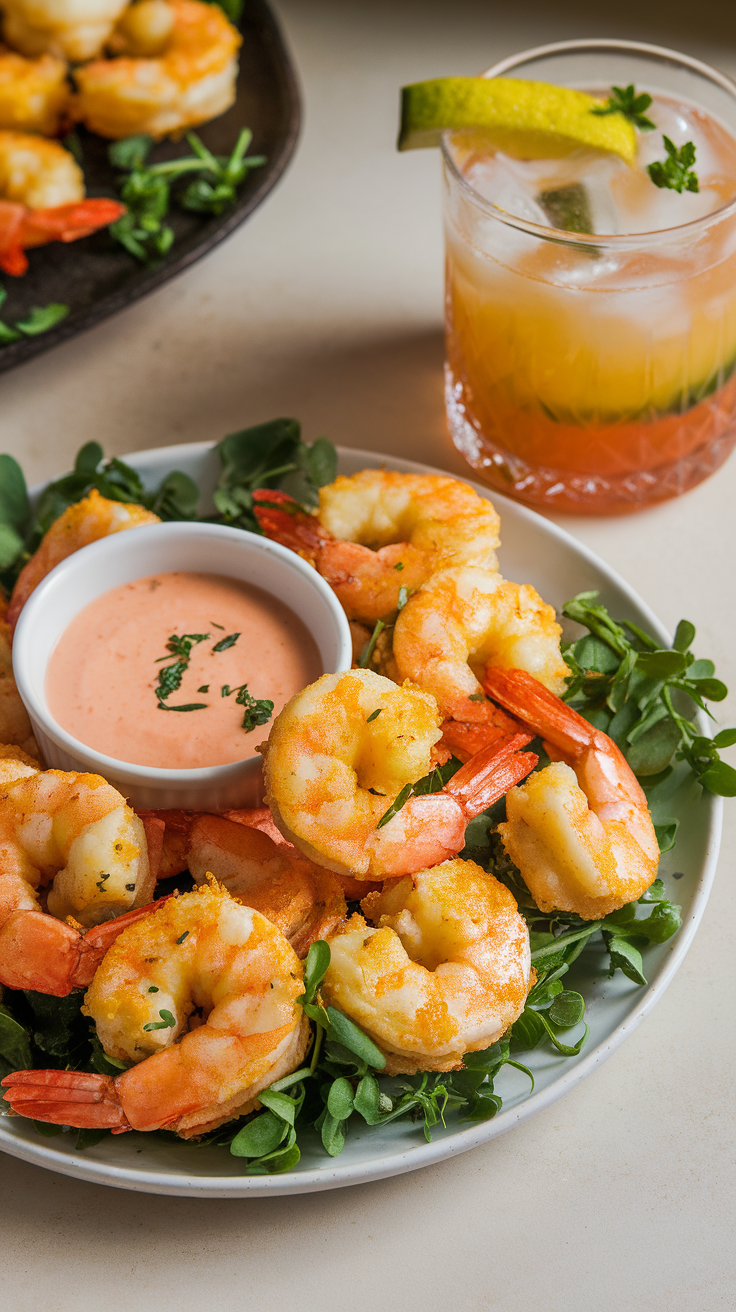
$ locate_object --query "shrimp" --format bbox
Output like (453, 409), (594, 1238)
(393, 566), (571, 761)
(7, 489), (159, 627)
(0, 131), (125, 275)
(140, 809), (347, 957)
(263, 668), (537, 880)
(0, 766), (155, 933)
(2, 884), (311, 1137)
(322, 858), (531, 1074)
(253, 469), (501, 626)
(0, 46), (70, 134)
(483, 668), (660, 919)
(73, 0), (241, 139)
(0, 598), (38, 757)
(1, 0), (128, 61)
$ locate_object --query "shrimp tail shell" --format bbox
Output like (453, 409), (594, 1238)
(1, 1069), (130, 1131)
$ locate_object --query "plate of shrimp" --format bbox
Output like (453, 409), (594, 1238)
(0, 0), (299, 373)
(0, 442), (722, 1195)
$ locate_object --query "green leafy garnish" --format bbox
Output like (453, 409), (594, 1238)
(562, 591), (735, 800)
(221, 681), (274, 732)
(142, 1009), (176, 1032)
(647, 136), (699, 193)
(0, 286), (69, 347)
(154, 632), (210, 711)
(591, 84), (656, 131)
(108, 128), (266, 263)
(212, 632), (240, 652)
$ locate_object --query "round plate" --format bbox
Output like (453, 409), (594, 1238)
(0, 442), (722, 1195)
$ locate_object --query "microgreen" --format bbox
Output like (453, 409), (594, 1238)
(562, 591), (735, 803)
(591, 84), (656, 131)
(647, 136), (699, 193)
(108, 128), (266, 263)
(0, 286), (69, 348)
(142, 1009), (176, 1032)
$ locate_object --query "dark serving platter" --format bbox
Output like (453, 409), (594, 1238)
(0, 0), (300, 375)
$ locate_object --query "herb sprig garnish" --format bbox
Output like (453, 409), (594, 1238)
(647, 136), (699, 193)
(591, 83), (656, 131)
(108, 127), (266, 264)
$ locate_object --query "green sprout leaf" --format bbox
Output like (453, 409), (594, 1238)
(647, 136), (699, 193)
(591, 83), (656, 130)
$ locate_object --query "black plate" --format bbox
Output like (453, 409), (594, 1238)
(0, 0), (300, 374)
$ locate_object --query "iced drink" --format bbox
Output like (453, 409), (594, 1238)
(443, 43), (736, 513)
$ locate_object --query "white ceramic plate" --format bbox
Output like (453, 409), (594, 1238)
(0, 443), (722, 1196)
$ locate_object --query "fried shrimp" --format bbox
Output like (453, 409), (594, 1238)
(0, 132), (124, 275)
(1, 0), (129, 61)
(393, 566), (570, 760)
(0, 46), (70, 134)
(263, 668), (537, 880)
(322, 858), (531, 1073)
(0, 128), (83, 207)
(2, 885), (311, 1137)
(73, 0), (241, 139)
(0, 599), (38, 757)
(0, 766), (154, 930)
(7, 489), (159, 627)
(254, 470), (501, 625)
(484, 668), (660, 919)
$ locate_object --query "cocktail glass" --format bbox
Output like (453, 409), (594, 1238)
(443, 40), (736, 514)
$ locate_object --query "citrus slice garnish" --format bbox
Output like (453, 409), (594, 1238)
(398, 77), (636, 162)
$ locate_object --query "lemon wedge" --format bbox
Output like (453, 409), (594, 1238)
(398, 77), (636, 162)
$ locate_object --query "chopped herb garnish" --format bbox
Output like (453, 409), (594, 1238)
(154, 631), (210, 710)
(142, 1009), (176, 1032)
(394, 561), (404, 571)
(125, 883), (135, 891)
(359, 619), (385, 669)
(367, 708), (382, 722)
(591, 84), (656, 131)
(95, 873), (110, 892)
(212, 632), (240, 652)
(147, 986), (159, 993)
(221, 681), (274, 732)
(176, 931), (189, 945)
(647, 136), (699, 193)
(210, 621), (225, 629)
(197, 685), (210, 693)
(0, 287), (69, 347)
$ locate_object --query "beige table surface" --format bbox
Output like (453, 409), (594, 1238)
(1, 2), (735, 1308)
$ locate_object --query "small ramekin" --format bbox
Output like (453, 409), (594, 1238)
(13, 521), (352, 811)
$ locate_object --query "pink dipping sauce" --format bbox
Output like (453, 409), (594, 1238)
(46, 571), (322, 769)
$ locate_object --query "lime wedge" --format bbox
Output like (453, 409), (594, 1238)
(398, 77), (636, 162)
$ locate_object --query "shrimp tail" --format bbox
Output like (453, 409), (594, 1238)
(252, 489), (330, 566)
(441, 707), (532, 764)
(483, 667), (593, 756)
(20, 198), (126, 247)
(0, 895), (172, 995)
(1, 1069), (131, 1131)
(445, 734), (538, 816)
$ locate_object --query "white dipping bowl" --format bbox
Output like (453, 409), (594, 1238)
(13, 521), (352, 811)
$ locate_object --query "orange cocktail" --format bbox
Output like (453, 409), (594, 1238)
(443, 41), (736, 513)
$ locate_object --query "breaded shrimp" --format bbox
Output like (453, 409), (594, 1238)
(0, 46), (70, 134)
(73, 0), (241, 139)
(2, 884), (311, 1138)
(1, 0), (129, 61)
(485, 668), (660, 919)
(254, 470), (501, 625)
(323, 858), (531, 1073)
